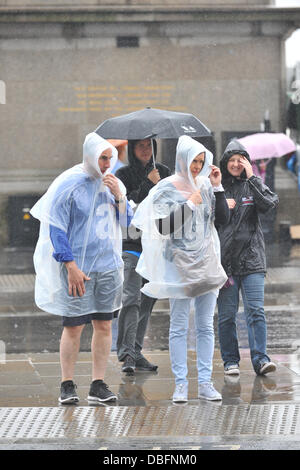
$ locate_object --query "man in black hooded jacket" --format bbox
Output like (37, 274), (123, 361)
(115, 138), (171, 372)
(217, 140), (279, 377)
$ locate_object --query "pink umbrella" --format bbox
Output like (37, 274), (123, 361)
(237, 133), (296, 183)
(237, 133), (296, 161)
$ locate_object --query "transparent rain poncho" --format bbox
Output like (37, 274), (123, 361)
(30, 132), (130, 316)
(132, 135), (227, 299)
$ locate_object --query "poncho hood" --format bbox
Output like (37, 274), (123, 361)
(175, 135), (213, 191)
(83, 132), (118, 178)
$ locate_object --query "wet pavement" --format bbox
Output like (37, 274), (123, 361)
(1, 348), (299, 408)
(0, 349), (300, 451)
(0, 165), (300, 451)
(1, 268), (300, 452)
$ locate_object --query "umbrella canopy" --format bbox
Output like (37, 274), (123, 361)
(95, 107), (211, 140)
(237, 133), (296, 161)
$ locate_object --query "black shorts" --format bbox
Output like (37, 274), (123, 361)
(62, 311), (119, 327)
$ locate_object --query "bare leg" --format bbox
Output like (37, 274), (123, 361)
(91, 320), (112, 381)
(60, 325), (85, 382)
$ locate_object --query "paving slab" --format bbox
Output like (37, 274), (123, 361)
(0, 350), (300, 451)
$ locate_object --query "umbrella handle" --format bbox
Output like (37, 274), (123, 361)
(151, 138), (156, 169)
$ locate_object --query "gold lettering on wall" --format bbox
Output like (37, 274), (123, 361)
(58, 83), (187, 114)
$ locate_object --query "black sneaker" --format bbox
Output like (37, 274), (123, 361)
(122, 355), (136, 373)
(87, 380), (117, 403)
(135, 356), (158, 372)
(59, 380), (79, 404)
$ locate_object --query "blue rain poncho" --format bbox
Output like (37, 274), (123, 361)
(30, 132), (133, 316)
(132, 135), (227, 299)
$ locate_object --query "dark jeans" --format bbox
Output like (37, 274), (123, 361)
(217, 273), (270, 374)
(117, 252), (156, 362)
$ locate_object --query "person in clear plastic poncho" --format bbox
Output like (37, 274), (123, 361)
(31, 132), (133, 404)
(132, 135), (229, 402)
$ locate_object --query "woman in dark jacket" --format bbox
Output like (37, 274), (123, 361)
(115, 138), (171, 373)
(217, 140), (279, 377)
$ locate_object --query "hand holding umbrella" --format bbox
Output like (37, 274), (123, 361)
(147, 168), (161, 184)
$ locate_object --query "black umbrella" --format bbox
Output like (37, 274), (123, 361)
(95, 107), (211, 140)
(95, 107), (211, 169)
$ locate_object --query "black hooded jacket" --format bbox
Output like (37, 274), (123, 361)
(217, 140), (279, 277)
(115, 139), (171, 252)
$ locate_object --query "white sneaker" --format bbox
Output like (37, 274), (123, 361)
(198, 382), (222, 401)
(259, 361), (276, 375)
(224, 364), (240, 376)
(172, 383), (188, 403)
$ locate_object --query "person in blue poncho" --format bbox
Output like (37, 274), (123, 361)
(31, 132), (133, 404)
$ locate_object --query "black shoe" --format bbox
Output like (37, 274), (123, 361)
(135, 356), (158, 372)
(59, 380), (79, 404)
(122, 355), (136, 373)
(87, 380), (117, 402)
